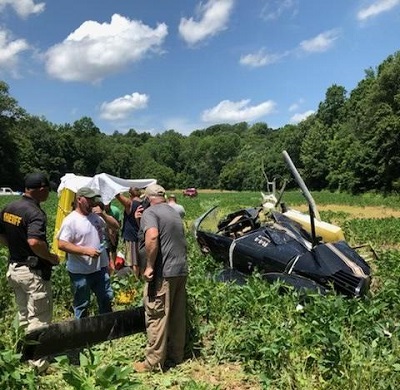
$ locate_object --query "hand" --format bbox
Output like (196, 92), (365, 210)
(85, 247), (101, 258)
(143, 266), (154, 282)
(92, 205), (103, 215)
(50, 253), (60, 265)
(134, 205), (144, 219)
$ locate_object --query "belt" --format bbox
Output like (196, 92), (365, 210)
(10, 256), (39, 268)
(9, 262), (30, 269)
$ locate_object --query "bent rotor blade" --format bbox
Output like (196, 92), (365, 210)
(20, 306), (145, 361)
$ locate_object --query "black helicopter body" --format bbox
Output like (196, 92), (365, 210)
(195, 205), (371, 297)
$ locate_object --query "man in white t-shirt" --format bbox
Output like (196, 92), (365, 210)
(57, 187), (119, 318)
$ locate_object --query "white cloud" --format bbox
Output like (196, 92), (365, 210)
(260, 0), (298, 20)
(0, 29), (29, 75)
(239, 48), (283, 68)
(241, 30), (339, 69)
(45, 14), (168, 83)
(300, 29), (340, 53)
(179, 0), (234, 46)
(241, 30), (339, 70)
(288, 98), (304, 112)
(0, 0), (44, 18)
(290, 110), (314, 123)
(357, 0), (400, 21)
(202, 99), (276, 123)
(100, 92), (149, 121)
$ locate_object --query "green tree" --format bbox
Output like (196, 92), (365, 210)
(0, 81), (26, 187)
(326, 123), (361, 192)
(97, 142), (136, 179)
(68, 117), (104, 176)
(145, 130), (185, 173)
(316, 84), (347, 128)
(300, 118), (332, 190)
(341, 51), (400, 192)
(14, 115), (65, 182)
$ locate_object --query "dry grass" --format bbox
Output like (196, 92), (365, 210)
(138, 359), (263, 390)
(295, 204), (400, 219)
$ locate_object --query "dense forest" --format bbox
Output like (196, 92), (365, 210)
(1, 51), (400, 194)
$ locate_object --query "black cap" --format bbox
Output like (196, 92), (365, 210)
(24, 172), (50, 189)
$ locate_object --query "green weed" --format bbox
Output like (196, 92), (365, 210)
(1, 191), (400, 389)
(55, 349), (140, 389)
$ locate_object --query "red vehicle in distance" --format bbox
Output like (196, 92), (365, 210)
(182, 187), (198, 197)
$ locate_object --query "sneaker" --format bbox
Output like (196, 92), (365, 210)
(29, 359), (49, 375)
(133, 361), (152, 373)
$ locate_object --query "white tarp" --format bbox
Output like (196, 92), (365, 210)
(57, 173), (157, 205)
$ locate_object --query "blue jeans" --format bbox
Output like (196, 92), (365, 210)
(69, 267), (113, 319)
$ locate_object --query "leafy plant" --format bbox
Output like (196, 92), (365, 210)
(111, 273), (143, 308)
(181, 380), (221, 389)
(0, 349), (36, 390)
(55, 349), (141, 389)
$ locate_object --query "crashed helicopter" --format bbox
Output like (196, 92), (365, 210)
(194, 150), (372, 298)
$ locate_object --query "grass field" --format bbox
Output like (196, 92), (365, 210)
(1, 190), (400, 389)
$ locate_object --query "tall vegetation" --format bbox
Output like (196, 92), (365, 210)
(1, 52), (400, 193)
(1, 191), (400, 389)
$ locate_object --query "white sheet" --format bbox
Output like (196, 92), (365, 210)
(57, 173), (157, 205)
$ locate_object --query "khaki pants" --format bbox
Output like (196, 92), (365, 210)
(143, 276), (187, 368)
(7, 263), (53, 372)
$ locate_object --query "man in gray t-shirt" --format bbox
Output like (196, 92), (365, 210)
(134, 184), (188, 373)
(167, 194), (186, 219)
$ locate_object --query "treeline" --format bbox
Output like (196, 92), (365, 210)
(1, 51), (400, 194)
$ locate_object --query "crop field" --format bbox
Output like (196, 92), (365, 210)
(1, 190), (400, 389)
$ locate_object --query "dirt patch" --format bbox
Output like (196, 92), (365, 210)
(142, 360), (262, 390)
(295, 204), (400, 219)
(186, 361), (261, 390)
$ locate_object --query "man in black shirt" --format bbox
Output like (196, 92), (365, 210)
(115, 187), (143, 277)
(0, 172), (59, 374)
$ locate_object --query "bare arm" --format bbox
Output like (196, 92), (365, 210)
(58, 239), (100, 258)
(115, 193), (131, 214)
(92, 206), (120, 231)
(143, 227), (159, 281)
(27, 238), (59, 265)
(101, 213), (120, 231)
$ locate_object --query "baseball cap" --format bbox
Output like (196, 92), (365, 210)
(24, 172), (50, 189)
(144, 184), (166, 197)
(76, 187), (102, 202)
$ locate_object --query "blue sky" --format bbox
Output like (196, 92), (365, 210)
(0, 0), (399, 135)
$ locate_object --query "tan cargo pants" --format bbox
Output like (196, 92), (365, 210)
(143, 276), (187, 368)
(7, 263), (53, 372)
